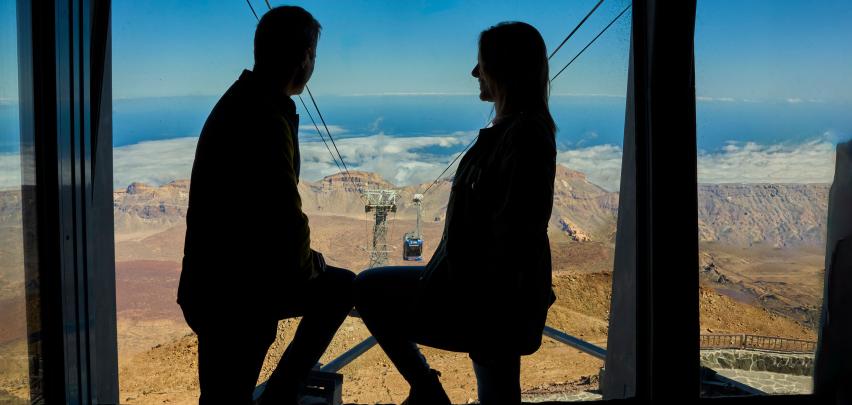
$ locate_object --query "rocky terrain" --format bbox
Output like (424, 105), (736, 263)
(697, 184), (829, 248)
(0, 165), (831, 403)
(109, 271), (815, 405)
(110, 167), (832, 248)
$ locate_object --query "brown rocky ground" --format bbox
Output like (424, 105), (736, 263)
(699, 242), (825, 329)
(113, 266), (817, 405)
(110, 212), (616, 404)
(0, 171), (831, 403)
(0, 339), (28, 402)
(0, 217), (823, 404)
(115, 271), (611, 405)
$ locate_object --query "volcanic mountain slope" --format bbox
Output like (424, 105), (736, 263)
(2, 167), (835, 328)
(2, 165), (833, 253)
(697, 183), (829, 248)
(105, 168), (831, 403)
(0, 165), (833, 403)
(113, 180), (189, 240)
(110, 167), (831, 248)
(111, 166), (622, 240)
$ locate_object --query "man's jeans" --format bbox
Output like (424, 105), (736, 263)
(182, 266), (355, 405)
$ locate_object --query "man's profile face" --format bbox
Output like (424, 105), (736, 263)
(289, 43), (317, 95)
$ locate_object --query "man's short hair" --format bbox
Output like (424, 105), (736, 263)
(254, 6), (321, 73)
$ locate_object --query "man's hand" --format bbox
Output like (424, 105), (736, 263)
(311, 249), (327, 275)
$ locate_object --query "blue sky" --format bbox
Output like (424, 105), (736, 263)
(1, 0), (851, 190)
(2, 1), (851, 101)
(110, 0), (632, 99)
(695, 0), (852, 103)
(112, 0), (852, 102)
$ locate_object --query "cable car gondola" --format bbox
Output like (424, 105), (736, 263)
(403, 232), (423, 261)
(403, 194), (424, 261)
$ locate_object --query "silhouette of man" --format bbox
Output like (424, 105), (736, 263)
(177, 6), (354, 404)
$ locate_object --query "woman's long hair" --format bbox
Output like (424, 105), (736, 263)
(479, 22), (556, 133)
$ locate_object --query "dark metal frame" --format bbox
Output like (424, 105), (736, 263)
(10, 0), (828, 403)
(16, 0), (118, 403)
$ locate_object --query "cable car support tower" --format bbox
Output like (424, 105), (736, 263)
(363, 189), (398, 268)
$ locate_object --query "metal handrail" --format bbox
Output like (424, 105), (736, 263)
(321, 325), (608, 372)
(254, 328), (792, 400)
(253, 325), (602, 401)
(542, 326), (607, 360)
(320, 336), (378, 373)
(252, 337), (378, 401)
(699, 333), (816, 353)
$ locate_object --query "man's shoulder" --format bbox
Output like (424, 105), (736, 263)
(204, 85), (291, 137)
(210, 79), (261, 118)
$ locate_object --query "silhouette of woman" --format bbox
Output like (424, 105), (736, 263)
(354, 22), (557, 405)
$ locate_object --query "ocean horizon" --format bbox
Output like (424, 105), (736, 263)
(0, 94), (849, 190)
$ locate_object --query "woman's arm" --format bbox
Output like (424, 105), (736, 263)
(488, 117), (557, 288)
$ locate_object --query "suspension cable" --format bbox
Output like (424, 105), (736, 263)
(245, 0), (259, 20)
(297, 95), (345, 176)
(250, 0), (625, 197)
(551, 4), (631, 82)
(422, 2), (616, 196)
(548, 0), (605, 60)
(421, 106), (493, 195)
(305, 86), (362, 192)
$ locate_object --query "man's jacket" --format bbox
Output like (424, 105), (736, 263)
(178, 70), (318, 321)
(421, 112), (557, 355)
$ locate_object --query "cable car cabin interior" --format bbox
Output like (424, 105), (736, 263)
(3, 0), (850, 404)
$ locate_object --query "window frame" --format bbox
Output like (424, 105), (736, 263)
(16, 0), (118, 402)
(12, 0), (824, 403)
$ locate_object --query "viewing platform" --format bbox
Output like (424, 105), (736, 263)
(251, 315), (815, 404)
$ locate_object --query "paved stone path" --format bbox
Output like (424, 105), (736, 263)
(714, 369), (812, 394)
(524, 390), (603, 402)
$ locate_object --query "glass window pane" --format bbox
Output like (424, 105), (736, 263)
(113, 1), (630, 402)
(0, 0), (30, 402)
(695, 0), (852, 396)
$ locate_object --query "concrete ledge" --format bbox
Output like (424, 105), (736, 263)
(700, 349), (814, 376)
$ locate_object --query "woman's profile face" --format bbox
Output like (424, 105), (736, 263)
(471, 52), (495, 102)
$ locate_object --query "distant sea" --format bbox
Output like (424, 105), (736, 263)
(0, 95), (850, 190)
(1, 95), (850, 155)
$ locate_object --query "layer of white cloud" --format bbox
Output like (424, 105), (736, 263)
(556, 138), (837, 191)
(298, 132), (475, 185)
(557, 144), (624, 191)
(696, 96), (829, 104)
(342, 92), (477, 97)
(696, 96), (736, 102)
(107, 130), (475, 189)
(0, 132), (837, 192)
(298, 124), (347, 136)
(698, 139), (836, 184)
(550, 93), (626, 99)
(113, 137), (198, 189)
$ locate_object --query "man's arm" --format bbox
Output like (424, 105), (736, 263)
(255, 115), (319, 281)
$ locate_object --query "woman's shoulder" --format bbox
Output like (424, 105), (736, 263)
(503, 112), (556, 147)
